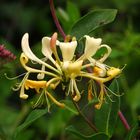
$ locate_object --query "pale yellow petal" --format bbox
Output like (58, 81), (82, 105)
(41, 37), (52, 58)
(21, 33), (49, 65)
(59, 41), (77, 61)
(84, 35), (102, 58)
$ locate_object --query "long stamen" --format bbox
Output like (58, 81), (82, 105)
(46, 91), (65, 108)
(12, 72), (30, 91)
(33, 91), (45, 108)
(105, 85), (124, 97)
(4, 72), (26, 80)
(94, 83), (104, 109)
(98, 44), (112, 62)
(20, 53), (58, 78)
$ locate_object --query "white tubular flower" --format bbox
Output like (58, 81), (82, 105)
(59, 41), (77, 61)
(84, 35), (102, 58)
(42, 37), (59, 59)
(21, 33), (43, 64)
(83, 35), (112, 63)
(21, 33), (60, 74)
(42, 37), (52, 59)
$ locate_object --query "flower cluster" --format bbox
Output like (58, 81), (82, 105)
(14, 32), (121, 110)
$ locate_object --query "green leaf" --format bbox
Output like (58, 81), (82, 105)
(14, 108), (48, 138)
(57, 1), (80, 33)
(62, 100), (79, 115)
(15, 130), (34, 140)
(46, 107), (75, 139)
(126, 81), (140, 110)
(94, 81), (120, 137)
(70, 9), (117, 39)
(67, 1), (80, 23)
(66, 126), (109, 140)
(125, 123), (138, 140)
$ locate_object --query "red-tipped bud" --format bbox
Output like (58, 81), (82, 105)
(50, 32), (57, 50)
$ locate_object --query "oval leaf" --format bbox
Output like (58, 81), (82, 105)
(14, 108), (48, 138)
(94, 81), (120, 137)
(70, 9), (117, 39)
(62, 100), (79, 115)
(66, 125), (109, 140)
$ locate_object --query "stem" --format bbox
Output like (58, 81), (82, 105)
(118, 110), (131, 131)
(49, 0), (66, 40)
(73, 101), (98, 132)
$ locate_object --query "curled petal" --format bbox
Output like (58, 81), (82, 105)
(20, 53), (29, 65)
(21, 33), (60, 74)
(42, 36), (60, 58)
(21, 33), (44, 64)
(84, 35), (102, 58)
(59, 41), (77, 61)
(42, 37), (52, 58)
(37, 65), (45, 79)
(98, 44), (112, 62)
(20, 83), (28, 99)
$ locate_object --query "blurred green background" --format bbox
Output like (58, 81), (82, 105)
(0, 0), (140, 139)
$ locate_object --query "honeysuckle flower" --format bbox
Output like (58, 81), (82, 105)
(84, 35), (112, 62)
(77, 35), (112, 77)
(21, 33), (61, 75)
(41, 35), (60, 66)
(13, 32), (122, 110)
(59, 40), (77, 62)
(84, 35), (102, 58)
